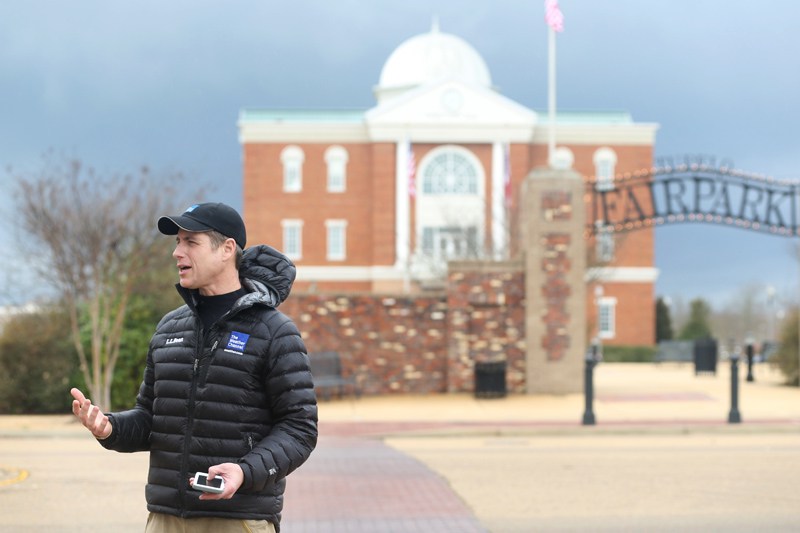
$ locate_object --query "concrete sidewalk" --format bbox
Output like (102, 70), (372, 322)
(315, 361), (800, 430)
(1, 362), (799, 532)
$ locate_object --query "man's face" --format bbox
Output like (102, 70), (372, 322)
(172, 230), (231, 295)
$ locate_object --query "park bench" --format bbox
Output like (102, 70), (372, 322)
(654, 340), (694, 363)
(308, 351), (360, 400)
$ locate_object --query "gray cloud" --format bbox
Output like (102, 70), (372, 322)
(0, 0), (798, 312)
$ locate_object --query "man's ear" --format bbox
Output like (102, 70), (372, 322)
(222, 238), (237, 260)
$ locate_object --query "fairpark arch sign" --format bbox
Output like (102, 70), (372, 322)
(505, 160), (800, 395)
(587, 162), (799, 237)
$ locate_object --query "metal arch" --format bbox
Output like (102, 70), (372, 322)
(585, 164), (800, 237)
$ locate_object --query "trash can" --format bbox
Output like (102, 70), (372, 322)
(693, 338), (717, 375)
(474, 361), (507, 398)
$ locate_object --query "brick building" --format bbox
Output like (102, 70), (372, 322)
(239, 24), (658, 347)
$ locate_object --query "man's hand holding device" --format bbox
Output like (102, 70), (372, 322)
(189, 463), (245, 500)
(192, 472), (225, 494)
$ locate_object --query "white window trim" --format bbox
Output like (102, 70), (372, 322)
(281, 145), (305, 193)
(593, 147), (617, 192)
(325, 219), (347, 261)
(598, 296), (617, 340)
(417, 144), (483, 196)
(413, 145), (486, 268)
(324, 145), (348, 193)
(281, 219), (304, 260)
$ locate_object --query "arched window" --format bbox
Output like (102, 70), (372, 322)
(593, 147), (617, 192)
(415, 146), (485, 263)
(280, 145), (305, 192)
(421, 150), (479, 195)
(324, 146), (348, 193)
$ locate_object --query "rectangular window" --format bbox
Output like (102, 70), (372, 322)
(598, 297), (617, 340)
(327, 161), (346, 193)
(325, 220), (347, 261)
(419, 226), (478, 260)
(596, 160), (614, 191)
(284, 163), (302, 192)
(422, 227), (434, 254)
(596, 227), (615, 262)
(281, 219), (303, 260)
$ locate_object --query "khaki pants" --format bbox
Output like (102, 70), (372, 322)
(145, 512), (276, 533)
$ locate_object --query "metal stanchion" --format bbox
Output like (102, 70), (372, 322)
(745, 342), (755, 382)
(728, 351), (742, 424)
(582, 341), (600, 426)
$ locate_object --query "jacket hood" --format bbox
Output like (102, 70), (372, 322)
(239, 244), (297, 307)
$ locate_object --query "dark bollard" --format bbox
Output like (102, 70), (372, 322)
(728, 354), (742, 424)
(745, 343), (755, 382)
(582, 343), (599, 425)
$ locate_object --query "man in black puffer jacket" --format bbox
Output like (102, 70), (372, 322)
(71, 202), (317, 533)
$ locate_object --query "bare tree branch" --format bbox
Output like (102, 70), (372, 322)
(13, 153), (197, 410)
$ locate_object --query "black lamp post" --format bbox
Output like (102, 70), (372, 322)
(728, 344), (742, 424)
(582, 339), (600, 425)
(583, 285), (604, 426)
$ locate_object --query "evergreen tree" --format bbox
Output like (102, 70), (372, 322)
(655, 297), (673, 342)
(678, 298), (713, 340)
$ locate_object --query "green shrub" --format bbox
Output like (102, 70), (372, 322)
(774, 309), (799, 386)
(600, 345), (656, 363)
(0, 306), (80, 414)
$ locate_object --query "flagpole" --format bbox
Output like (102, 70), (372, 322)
(405, 139), (415, 293)
(547, 25), (556, 168)
(544, 0), (563, 168)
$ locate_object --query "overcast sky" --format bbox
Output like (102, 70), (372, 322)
(1, 1), (798, 318)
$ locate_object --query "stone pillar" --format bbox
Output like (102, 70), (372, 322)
(522, 167), (586, 394)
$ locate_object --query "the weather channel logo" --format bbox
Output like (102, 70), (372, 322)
(225, 331), (250, 354)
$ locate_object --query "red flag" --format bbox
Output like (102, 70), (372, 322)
(408, 143), (416, 198)
(545, 0), (564, 32)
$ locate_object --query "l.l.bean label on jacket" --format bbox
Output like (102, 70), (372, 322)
(224, 331), (250, 355)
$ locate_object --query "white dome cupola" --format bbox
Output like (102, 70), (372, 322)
(374, 19), (492, 104)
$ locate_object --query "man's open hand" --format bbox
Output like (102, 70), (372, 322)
(70, 388), (112, 440)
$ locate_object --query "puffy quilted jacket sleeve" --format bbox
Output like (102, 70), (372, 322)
(237, 316), (318, 491)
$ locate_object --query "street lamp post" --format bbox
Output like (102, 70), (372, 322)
(728, 342), (742, 424)
(582, 285), (604, 426)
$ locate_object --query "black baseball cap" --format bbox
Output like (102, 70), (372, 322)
(158, 202), (247, 249)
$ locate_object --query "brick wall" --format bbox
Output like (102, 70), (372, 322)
(243, 142), (395, 266)
(280, 261), (526, 395)
(446, 262), (526, 393)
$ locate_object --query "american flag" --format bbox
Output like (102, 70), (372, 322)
(545, 0), (564, 33)
(504, 143), (512, 208)
(408, 143), (416, 198)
